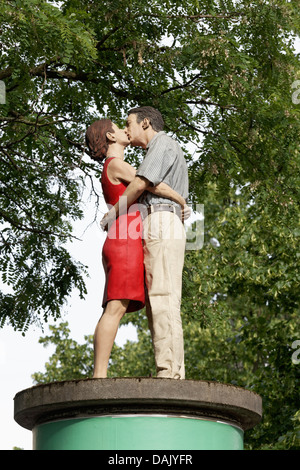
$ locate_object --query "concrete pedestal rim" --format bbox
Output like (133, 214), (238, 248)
(14, 377), (262, 432)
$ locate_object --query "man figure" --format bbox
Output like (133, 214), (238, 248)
(101, 106), (189, 379)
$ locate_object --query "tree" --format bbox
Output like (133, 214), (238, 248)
(1, 0), (299, 331)
(3, 0), (300, 446)
(32, 322), (94, 382)
(0, 0), (98, 331)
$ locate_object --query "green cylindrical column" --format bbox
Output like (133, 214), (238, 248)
(33, 415), (244, 450)
(14, 378), (262, 450)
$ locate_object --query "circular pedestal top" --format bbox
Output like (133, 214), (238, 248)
(14, 377), (262, 431)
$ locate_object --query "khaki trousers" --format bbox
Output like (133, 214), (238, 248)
(143, 211), (186, 379)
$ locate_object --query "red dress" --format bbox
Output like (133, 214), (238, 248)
(101, 157), (145, 313)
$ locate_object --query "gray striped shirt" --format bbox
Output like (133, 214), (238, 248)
(136, 131), (189, 207)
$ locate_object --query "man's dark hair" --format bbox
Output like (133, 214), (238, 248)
(128, 106), (164, 132)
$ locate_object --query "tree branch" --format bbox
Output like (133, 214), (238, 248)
(134, 12), (245, 22)
(161, 73), (202, 95)
(186, 99), (239, 110)
(0, 206), (83, 241)
(179, 117), (212, 135)
(0, 207), (59, 237)
(96, 26), (122, 49)
(0, 67), (13, 80)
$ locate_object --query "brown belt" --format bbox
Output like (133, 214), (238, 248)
(145, 204), (184, 223)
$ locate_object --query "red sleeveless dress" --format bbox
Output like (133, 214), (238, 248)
(101, 157), (145, 313)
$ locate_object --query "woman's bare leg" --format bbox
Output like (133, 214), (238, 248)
(93, 299), (129, 378)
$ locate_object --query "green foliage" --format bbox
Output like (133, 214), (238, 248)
(181, 315), (300, 449)
(2, 0), (300, 449)
(1, 0), (299, 331)
(32, 322), (94, 382)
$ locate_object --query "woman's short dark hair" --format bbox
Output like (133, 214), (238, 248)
(128, 106), (164, 132)
(85, 119), (114, 162)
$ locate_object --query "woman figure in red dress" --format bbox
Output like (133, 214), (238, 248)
(85, 119), (186, 378)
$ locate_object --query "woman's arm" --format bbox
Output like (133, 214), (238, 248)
(107, 158), (186, 207)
